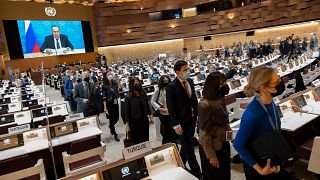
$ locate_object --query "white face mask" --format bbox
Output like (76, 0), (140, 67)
(107, 75), (114, 80)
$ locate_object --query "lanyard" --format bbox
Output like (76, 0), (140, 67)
(218, 102), (229, 119)
(257, 97), (279, 131)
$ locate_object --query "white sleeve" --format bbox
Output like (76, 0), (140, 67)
(151, 88), (161, 110)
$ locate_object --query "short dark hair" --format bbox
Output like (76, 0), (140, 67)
(202, 72), (227, 100)
(51, 25), (60, 30)
(174, 60), (188, 72)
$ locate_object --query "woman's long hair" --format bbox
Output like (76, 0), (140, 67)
(202, 71), (227, 101)
(158, 75), (171, 90)
(128, 77), (146, 97)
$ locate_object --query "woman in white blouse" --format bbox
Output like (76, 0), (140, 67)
(151, 75), (175, 144)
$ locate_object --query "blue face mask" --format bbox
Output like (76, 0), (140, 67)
(183, 71), (191, 80)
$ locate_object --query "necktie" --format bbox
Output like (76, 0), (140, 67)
(183, 81), (191, 98)
(56, 39), (60, 49)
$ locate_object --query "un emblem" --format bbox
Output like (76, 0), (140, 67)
(45, 7), (56, 17)
(121, 166), (130, 176)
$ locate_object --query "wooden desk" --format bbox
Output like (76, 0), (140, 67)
(0, 128), (49, 161)
(59, 144), (188, 180)
(50, 116), (102, 178)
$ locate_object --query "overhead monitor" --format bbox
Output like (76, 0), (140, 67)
(3, 20), (93, 60)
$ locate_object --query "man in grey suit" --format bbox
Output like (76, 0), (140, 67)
(73, 71), (95, 113)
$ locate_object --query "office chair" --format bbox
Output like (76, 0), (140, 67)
(62, 136), (106, 175)
(308, 137), (320, 176)
(42, 115), (66, 126)
(0, 155), (46, 180)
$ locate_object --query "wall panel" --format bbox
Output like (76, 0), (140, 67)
(95, 0), (320, 46)
(98, 39), (184, 63)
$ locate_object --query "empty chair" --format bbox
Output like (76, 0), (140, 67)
(0, 123), (17, 135)
(308, 137), (320, 177)
(0, 155), (46, 180)
(62, 136), (106, 175)
(296, 137), (314, 160)
(41, 115), (66, 126)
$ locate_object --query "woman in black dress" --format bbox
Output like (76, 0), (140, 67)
(124, 77), (154, 144)
(103, 72), (120, 141)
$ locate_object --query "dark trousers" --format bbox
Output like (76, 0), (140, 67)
(159, 114), (175, 144)
(130, 118), (149, 144)
(179, 121), (201, 177)
(243, 162), (287, 180)
(106, 101), (119, 136)
(199, 141), (231, 180)
(68, 100), (77, 112)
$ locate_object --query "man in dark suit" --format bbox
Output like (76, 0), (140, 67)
(40, 25), (74, 54)
(166, 60), (202, 178)
(73, 71), (95, 114)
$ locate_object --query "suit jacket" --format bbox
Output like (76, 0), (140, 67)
(198, 98), (231, 158)
(40, 34), (74, 52)
(73, 81), (95, 113)
(166, 78), (198, 130)
(64, 78), (74, 98)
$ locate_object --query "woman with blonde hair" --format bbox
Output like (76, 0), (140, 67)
(233, 67), (286, 179)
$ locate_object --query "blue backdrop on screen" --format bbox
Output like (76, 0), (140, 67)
(17, 20), (85, 54)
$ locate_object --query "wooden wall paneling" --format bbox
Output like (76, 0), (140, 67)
(5, 52), (97, 72)
(95, 0), (320, 46)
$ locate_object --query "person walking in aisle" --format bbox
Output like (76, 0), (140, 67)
(166, 60), (202, 179)
(124, 77), (154, 144)
(198, 71), (231, 180)
(151, 75), (175, 144)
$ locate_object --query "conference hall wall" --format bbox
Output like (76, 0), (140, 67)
(184, 21), (320, 52)
(95, 0), (320, 46)
(95, 0), (320, 63)
(98, 22), (320, 63)
(98, 39), (184, 64)
(0, 1), (97, 74)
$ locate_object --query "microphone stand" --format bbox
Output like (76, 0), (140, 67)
(41, 60), (58, 179)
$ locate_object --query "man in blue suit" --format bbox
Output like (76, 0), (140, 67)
(40, 25), (74, 54)
(166, 60), (202, 179)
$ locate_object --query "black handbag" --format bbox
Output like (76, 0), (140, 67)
(83, 102), (98, 117)
(124, 133), (135, 148)
(247, 130), (296, 167)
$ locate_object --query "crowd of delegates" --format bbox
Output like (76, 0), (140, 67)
(279, 34), (318, 58)
(62, 67), (123, 141)
(54, 33), (319, 179)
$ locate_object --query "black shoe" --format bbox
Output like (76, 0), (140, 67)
(114, 135), (120, 142)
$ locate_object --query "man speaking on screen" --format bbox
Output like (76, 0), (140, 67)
(40, 25), (74, 55)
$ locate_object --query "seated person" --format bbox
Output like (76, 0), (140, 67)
(40, 25), (74, 54)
